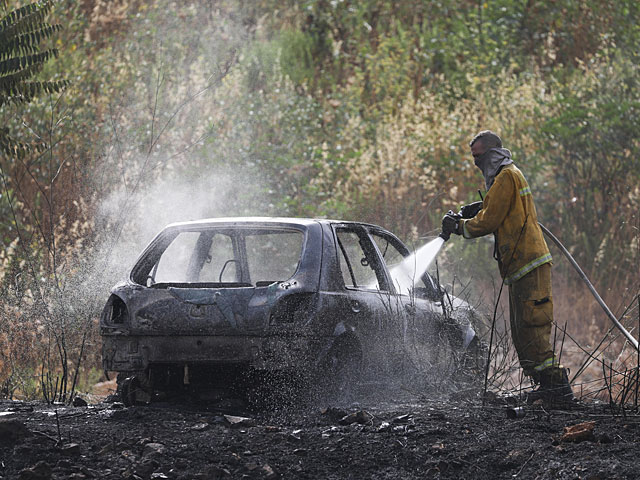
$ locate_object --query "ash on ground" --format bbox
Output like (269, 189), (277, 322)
(1, 383), (638, 480)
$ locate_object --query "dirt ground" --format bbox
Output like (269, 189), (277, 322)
(1, 382), (639, 480)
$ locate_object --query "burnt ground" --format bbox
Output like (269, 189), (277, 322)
(1, 385), (639, 480)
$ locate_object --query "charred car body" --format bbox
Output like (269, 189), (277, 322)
(101, 218), (482, 405)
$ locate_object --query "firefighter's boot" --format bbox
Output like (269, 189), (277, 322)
(527, 367), (575, 408)
(526, 371), (548, 405)
(553, 367), (575, 404)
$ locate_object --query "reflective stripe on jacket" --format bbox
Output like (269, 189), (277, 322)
(462, 164), (552, 284)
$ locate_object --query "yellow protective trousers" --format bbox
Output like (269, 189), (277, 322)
(508, 263), (556, 376)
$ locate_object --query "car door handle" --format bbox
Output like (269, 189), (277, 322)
(350, 300), (361, 313)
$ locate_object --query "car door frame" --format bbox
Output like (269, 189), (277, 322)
(325, 223), (409, 372)
(364, 227), (450, 355)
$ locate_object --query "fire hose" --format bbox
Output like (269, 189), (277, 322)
(538, 222), (639, 351)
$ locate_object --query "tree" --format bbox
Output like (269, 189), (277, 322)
(537, 56), (640, 290)
(0, 0), (67, 159)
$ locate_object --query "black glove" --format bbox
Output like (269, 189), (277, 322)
(440, 212), (461, 240)
(460, 201), (483, 219)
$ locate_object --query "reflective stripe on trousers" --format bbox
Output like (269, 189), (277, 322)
(534, 357), (560, 372)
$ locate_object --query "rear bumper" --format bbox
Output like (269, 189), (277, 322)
(102, 334), (312, 372)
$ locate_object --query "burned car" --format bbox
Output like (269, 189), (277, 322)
(101, 218), (482, 405)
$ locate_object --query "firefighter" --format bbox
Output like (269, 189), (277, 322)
(441, 130), (574, 406)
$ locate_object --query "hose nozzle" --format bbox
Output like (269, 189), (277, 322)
(439, 230), (452, 241)
(440, 210), (462, 242)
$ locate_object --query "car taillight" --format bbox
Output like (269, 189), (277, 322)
(269, 293), (314, 325)
(103, 295), (129, 325)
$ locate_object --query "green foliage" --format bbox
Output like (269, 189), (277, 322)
(270, 29), (317, 87)
(536, 55), (640, 286)
(261, 1), (625, 105)
(0, 0), (67, 158)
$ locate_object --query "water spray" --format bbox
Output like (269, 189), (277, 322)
(384, 208), (460, 296)
(387, 236), (446, 295)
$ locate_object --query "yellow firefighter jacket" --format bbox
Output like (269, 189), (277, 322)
(461, 164), (552, 284)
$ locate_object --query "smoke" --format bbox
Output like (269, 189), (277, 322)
(83, 3), (290, 290)
(94, 169), (274, 283)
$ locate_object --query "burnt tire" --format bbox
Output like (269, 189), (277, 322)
(119, 376), (149, 407)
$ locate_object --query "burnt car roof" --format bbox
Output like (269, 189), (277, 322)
(162, 217), (385, 231)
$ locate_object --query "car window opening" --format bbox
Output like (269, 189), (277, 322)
(336, 228), (382, 291)
(141, 228), (304, 288)
(336, 235), (358, 287)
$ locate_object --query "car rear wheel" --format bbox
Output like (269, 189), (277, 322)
(119, 375), (151, 406)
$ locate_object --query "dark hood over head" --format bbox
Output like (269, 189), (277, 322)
(475, 147), (513, 190)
